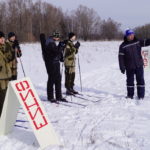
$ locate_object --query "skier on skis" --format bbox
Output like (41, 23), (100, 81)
(44, 31), (67, 103)
(64, 32), (80, 95)
(0, 32), (15, 117)
(119, 29), (150, 99)
(7, 32), (22, 80)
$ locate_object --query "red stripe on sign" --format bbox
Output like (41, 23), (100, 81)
(15, 80), (48, 130)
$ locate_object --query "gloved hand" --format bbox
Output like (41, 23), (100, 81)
(13, 40), (19, 49)
(121, 69), (125, 74)
(60, 55), (64, 62)
(59, 41), (66, 48)
(75, 41), (80, 49)
(0, 66), (2, 72)
(17, 49), (22, 57)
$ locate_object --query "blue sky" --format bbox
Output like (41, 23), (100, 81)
(42, 0), (150, 30)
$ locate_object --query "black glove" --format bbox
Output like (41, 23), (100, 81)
(60, 55), (64, 62)
(121, 69), (125, 74)
(58, 42), (66, 53)
(75, 41), (80, 49)
(17, 49), (22, 57)
(0, 66), (2, 72)
(13, 40), (19, 49)
(59, 42), (66, 47)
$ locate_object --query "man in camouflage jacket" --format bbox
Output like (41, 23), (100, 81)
(7, 32), (22, 80)
(64, 32), (80, 95)
(0, 32), (14, 117)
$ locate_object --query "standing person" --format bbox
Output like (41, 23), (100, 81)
(44, 31), (67, 103)
(64, 32), (80, 95)
(7, 32), (22, 80)
(119, 29), (150, 99)
(0, 32), (14, 117)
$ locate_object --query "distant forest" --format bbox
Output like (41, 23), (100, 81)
(0, 0), (149, 42)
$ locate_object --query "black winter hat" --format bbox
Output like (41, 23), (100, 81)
(0, 31), (5, 38)
(68, 32), (76, 39)
(8, 32), (16, 39)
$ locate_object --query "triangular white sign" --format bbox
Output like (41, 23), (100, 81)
(0, 77), (61, 149)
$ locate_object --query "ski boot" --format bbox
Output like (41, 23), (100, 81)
(126, 96), (133, 99)
(48, 98), (59, 104)
(70, 88), (78, 94)
(66, 89), (74, 95)
(57, 97), (68, 102)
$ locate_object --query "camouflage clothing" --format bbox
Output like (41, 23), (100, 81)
(64, 40), (78, 67)
(0, 42), (14, 81)
(7, 40), (19, 80)
(0, 42), (14, 117)
(65, 67), (75, 90)
(64, 40), (79, 90)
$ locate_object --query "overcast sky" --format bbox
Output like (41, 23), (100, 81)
(42, 0), (150, 30)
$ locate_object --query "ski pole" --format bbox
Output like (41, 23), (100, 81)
(19, 57), (26, 77)
(78, 52), (83, 92)
(16, 48), (26, 77)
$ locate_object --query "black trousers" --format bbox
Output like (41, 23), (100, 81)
(126, 67), (145, 98)
(0, 89), (7, 117)
(47, 62), (62, 100)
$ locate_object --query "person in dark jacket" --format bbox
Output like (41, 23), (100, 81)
(45, 32), (67, 103)
(119, 29), (150, 99)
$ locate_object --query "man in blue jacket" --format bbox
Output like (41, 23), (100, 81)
(119, 29), (150, 99)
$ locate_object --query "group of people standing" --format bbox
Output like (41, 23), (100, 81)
(0, 31), (22, 117)
(0, 28), (149, 116)
(40, 32), (80, 103)
(41, 29), (150, 103)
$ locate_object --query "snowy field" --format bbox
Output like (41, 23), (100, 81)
(0, 41), (150, 150)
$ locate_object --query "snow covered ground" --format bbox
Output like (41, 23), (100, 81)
(1, 41), (150, 150)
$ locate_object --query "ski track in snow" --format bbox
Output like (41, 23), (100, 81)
(0, 41), (150, 150)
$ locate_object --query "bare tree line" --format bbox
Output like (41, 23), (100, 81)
(0, 0), (123, 42)
(134, 24), (150, 39)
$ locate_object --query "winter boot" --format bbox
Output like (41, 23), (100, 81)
(70, 88), (78, 94)
(57, 97), (68, 102)
(48, 98), (59, 103)
(126, 96), (133, 99)
(66, 89), (74, 95)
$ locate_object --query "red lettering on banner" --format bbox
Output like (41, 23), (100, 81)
(15, 80), (48, 130)
(142, 51), (149, 67)
(16, 81), (30, 91)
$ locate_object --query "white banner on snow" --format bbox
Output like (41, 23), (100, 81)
(0, 77), (61, 149)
